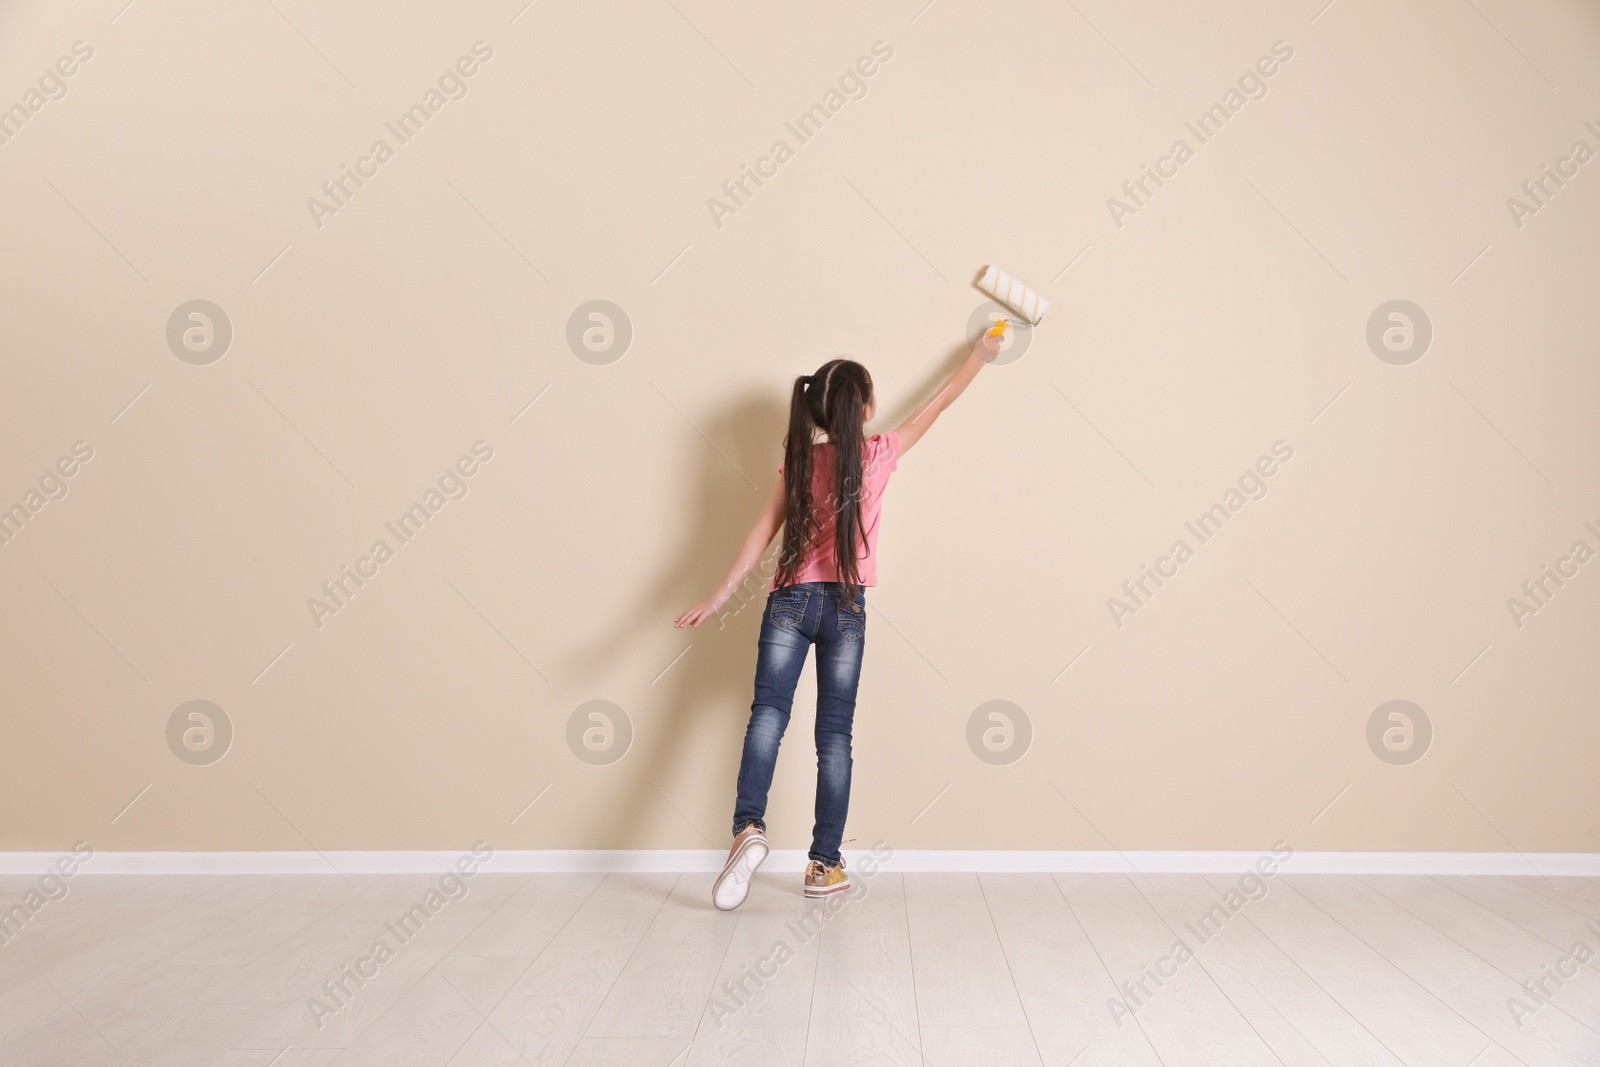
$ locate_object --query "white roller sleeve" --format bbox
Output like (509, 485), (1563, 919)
(978, 265), (1050, 325)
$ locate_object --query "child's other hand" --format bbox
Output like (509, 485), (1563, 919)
(674, 594), (725, 628)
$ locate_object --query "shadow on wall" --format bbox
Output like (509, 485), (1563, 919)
(564, 339), (976, 858)
(564, 389), (785, 855)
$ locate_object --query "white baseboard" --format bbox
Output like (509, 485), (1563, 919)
(2, 850), (1598, 876)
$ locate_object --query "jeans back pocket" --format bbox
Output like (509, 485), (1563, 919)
(835, 596), (865, 641)
(767, 587), (809, 630)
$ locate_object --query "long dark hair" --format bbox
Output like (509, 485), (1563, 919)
(773, 359), (874, 604)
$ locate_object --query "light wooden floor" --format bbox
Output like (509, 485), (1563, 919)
(1, 871), (1598, 1066)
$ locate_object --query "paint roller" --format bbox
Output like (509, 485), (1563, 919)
(977, 265), (1051, 340)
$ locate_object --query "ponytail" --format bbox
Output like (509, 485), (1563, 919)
(774, 375), (818, 590)
(773, 359), (874, 604)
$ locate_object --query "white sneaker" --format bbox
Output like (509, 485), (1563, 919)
(712, 823), (769, 910)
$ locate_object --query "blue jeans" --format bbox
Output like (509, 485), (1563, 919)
(732, 581), (866, 867)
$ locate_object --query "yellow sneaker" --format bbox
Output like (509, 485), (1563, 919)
(803, 856), (850, 898)
(712, 823), (769, 911)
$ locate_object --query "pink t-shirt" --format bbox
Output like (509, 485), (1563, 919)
(770, 431), (901, 591)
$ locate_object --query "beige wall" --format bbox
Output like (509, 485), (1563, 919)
(3, 0), (1597, 856)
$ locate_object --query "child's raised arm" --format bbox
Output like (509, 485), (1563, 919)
(892, 326), (1005, 456)
(674, 479), (786, 629)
